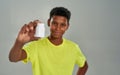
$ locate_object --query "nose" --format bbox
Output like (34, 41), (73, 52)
(55, 25), (61, 30)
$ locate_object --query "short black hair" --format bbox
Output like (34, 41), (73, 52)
(49, 7), (71, 22)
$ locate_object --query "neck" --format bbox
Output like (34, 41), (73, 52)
(48, 36), (63, 46)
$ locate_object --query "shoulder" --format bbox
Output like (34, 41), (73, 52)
(24, 37), (47, 46)
(64, 38), (82, 55)
(64, 38), (79, 47)
(36, 37), (47, 42)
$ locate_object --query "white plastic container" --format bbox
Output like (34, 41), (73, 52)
(34, 23), (45, 37)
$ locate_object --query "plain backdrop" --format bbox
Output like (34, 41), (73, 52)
(0, 0), (120, 75)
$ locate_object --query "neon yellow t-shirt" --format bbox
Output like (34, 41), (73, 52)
(23, 37), (86, 75)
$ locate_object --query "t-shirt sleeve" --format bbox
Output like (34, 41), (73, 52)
(22, 41), (36, 63)
(75, 45), (86, 68)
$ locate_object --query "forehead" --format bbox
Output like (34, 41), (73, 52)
(50, 15), (68, 23)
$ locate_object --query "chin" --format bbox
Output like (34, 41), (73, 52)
(54, 36), (62, 39)
(50, 33), (63, 39)
(51, 35), (62, 39)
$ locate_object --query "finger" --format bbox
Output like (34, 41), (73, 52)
(25, 25), (29, 32)
(34, 20), (41, 24)
(28, 22), (34, 31)
(33, 20), (42, 27)
(20, 24), (27, 34)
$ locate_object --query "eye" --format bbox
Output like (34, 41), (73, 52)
(61, 23), (66, 27)
(52, 21), (57, 26)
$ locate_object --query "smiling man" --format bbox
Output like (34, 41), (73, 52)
(9, 7), (88, 75)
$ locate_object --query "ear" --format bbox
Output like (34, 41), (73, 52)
(66, 23), (69, 30)
(47, 19), (50, 27)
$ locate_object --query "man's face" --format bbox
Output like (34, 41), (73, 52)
(48, 15), (69, 39)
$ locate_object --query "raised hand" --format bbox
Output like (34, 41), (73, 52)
(16, 20), (41, 44)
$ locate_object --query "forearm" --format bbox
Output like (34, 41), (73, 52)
(77, 68), (87, 75)
(77, 61), (88, 75)
(9, 40), (25, 62)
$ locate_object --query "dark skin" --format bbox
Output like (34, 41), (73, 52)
(47, 15), (69, 45)
(77, 61), (88, 75)
(9, 15), (88, 75)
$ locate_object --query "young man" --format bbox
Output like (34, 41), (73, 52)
(9, 7), (88, 75)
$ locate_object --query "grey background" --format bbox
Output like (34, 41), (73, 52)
(0, 0), (120, 75)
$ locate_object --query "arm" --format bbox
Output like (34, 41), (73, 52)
(77, 61), (88, 75)
(9, 20), (41, 62)
(9, 40), (27, 62)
